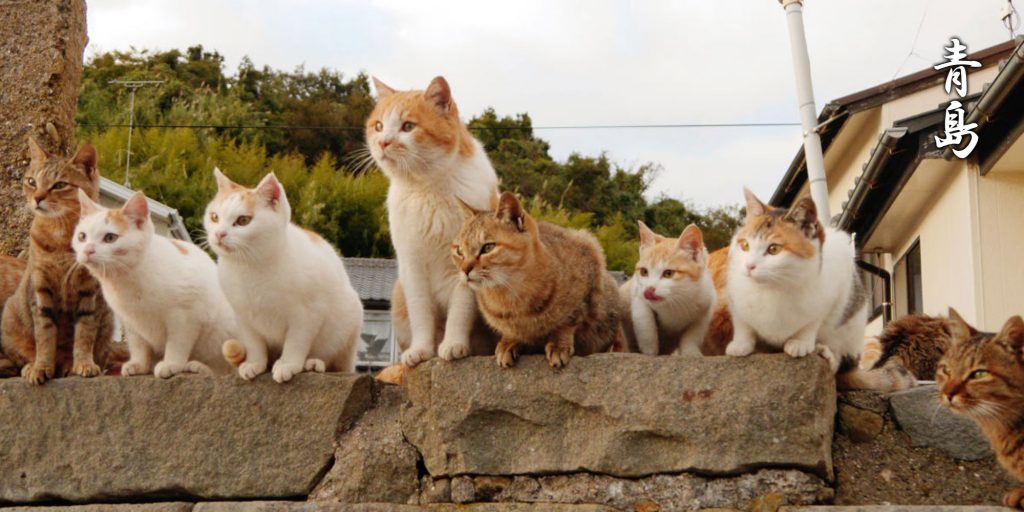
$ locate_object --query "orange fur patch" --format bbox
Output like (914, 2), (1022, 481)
(639, 234), (702, 281)
(703, 247), (732, 356)
(367, 89), (475, 158)
(302, 228), (324, 244)
(736, 214), (818, 259)
(170, 240), (189, 255)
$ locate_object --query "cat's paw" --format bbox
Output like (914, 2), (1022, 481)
(1003, 487), (1024, 509)
(21, 362), (54, 385)
(495, 340), (520, 368)
(304, 358), (326, 373)
(154, 361), (187, 379)
(815, 345), (839, 373)
(401, 345), (435, 367)
(545, 342), (573, 369)
(72, 360), (101, 378)
(725, 339), (755, 357)
(185, 361), (213, 376)
(438, 338), (471, 361)
(272, 360), (304, 383)
(238, 361), (266, 381)
(121, 361), (149, 377)
(784, 337), (815, 358)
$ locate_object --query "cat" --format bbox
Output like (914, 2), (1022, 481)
(937, 308), (1024, 508)
(703, 247), (732, 356)
(0, 255), (28, 376)
(366, 76), (499, 367)
(452, 192), (622, 368)
(619, 221), (714, 356)
(1, 137), (116, 385)
(72, 190), (234, 377)
(206, 169), (362, 383)
(724, 188), (866, 373)
(867, 312), (954, 380)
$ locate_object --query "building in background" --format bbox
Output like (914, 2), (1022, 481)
(99, 177), (191, 242)
(344, 257), (400, 370)
(771, 38), (1024, 335)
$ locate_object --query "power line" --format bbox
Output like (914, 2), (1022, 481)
(79, 121), (801, 131)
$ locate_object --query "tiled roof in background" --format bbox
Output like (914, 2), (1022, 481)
(343, 257), (397, 305)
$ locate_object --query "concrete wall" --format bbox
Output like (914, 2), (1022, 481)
(976, 169), (1024, 330)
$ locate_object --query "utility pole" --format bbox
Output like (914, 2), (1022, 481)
(778, 0), (830, 224)
(108, 80), (164, 188)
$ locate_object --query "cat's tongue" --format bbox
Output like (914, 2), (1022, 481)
(643, 288), (662, 302)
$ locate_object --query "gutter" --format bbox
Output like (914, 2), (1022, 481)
(943, 37), (1024, 160)
(856, 260), (893, 325)
(837, 127), (908, 231)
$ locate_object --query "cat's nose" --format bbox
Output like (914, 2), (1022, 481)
(379, 139), (392, 150)
(84, 245), (96, 257)
(462, 263), (474, 275)
(216, 231), (227, 242)
(746, 263), (756, 274)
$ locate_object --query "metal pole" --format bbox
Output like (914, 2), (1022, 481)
(125, 86), (136, 187)
(779, 0), (831, 223)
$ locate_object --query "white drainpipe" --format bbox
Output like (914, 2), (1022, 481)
(780, 0), (831, 224)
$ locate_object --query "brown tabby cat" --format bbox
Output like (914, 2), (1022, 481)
(452, 192), (623, 368)
(870, 312), (953, 380)
(1, 137), (115, 385)
(937, 308), (1024, 509)
(0, 255), (28, 376)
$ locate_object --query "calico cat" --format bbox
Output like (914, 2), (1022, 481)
(73, 190), (233, 377)
(1, 137), (116, 385)
(452, 192), (622, 368)
(206, 169), (362, 382)
(724, 189), (865, 372)
(366, 76), (499, 367)
(937, 308), (1024, 508)
(619, 222), (714, 355)
(0, 255), (28, 376)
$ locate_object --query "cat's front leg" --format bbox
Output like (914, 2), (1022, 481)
(545, 325), (576, 369)
(783, 320), (821, 358)
(438, 282), (475, 361)
(24, 283), (58, 384)
(70, 288), (102, 378)
(398, 271), (438, 367)
(725, 317), (757, 357)
(630, 298), (660, 355)
(236, 323), (269, 381)
(495, 337), (524, 368)
(674, 307), (712, 357)
(273, 317), (322, 383)
(154, 315), (201, 379)
(121, 328), (153, 377)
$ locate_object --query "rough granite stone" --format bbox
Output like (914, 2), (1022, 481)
(889, 385), (992, 461)
(837, 404), (884, 443)
(781, 507), (1013, 511)
(0, 373), (373, 503)
(402, 353), (835, 479)
(451, 476), (476, 504)
(195, 504), (616, 511)
(310, 385), (420, 505)
(419, 477), (451, 504)
(0, 505), (193, 512)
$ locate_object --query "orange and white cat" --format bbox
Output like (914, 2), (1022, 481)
(619, 222), (714, 356)
(366, 76), (498, 367)
(205, 169), (362, 382)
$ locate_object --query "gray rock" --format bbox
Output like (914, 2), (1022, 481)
(1, 505), (192, 512)
(0, 373), (373, 503)
(310, 385), (420, 504)
(450, 476), (476, 504)
(402, 353), (835, 479)
(419, 477), (451, 504)
(889, 385), (992, 460)
(196, 504), (615, 512)
(781, 507), (1013, 511)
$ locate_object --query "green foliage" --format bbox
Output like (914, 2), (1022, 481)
(76, 45), (743, 271)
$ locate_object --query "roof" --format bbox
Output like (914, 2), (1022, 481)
(343, 257), (397, 307)
(99, 177), (191, 242)
(770, 38), (1021, 208)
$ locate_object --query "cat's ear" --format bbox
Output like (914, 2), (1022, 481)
(638, 221), (657, 248)
(372, 77), (396, 99)
(784, 197), (821, 240)
(678, 224), (705, 261)
(71, 143), (98, 178)
(256, 172), (283, 208)
(496, 191), (526, 232)
(425, 76), (452, 115)
(27, 136), (49, 164)
(77, 188), (101, 217)
(121, 192), (150, 229)
(948, 308), (975, 344)
(996, 316), (1024, 353)
(213, 167), (235, 191)
(743, 187), (766, 221)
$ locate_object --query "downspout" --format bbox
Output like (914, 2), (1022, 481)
(779, 0), (831, 224)
(942, 37), (1024, 160)
(857, 260), (893, 325)
(837, 127), (908, 231)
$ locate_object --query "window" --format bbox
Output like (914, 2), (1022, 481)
(893, 240), (923, 317)
(860, 253), (887, 322)
(356, 310), (398, 370)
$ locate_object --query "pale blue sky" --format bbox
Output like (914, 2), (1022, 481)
(86, 0), (1015, 208)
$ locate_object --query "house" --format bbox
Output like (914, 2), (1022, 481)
(344, 257), (400, 369)
(770, 37), (1024, 335)
(99, 177), (191, 242)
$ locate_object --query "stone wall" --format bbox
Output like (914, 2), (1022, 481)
(0, 0), (88, 255)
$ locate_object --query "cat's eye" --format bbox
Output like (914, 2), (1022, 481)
(662, 270), (674, 279)
(766, 243), (782, 255)
(969, 369), (990, 380)
(209, 212), (219, 223)
(639, 267), (648, 277)
(937, 365), (949, 376)
(76, 232), (86, 242)
(25, 177), (36, 188)
(234, 215), (252, 227)
(374, 121), (383, 132)
(102, 233), (118, 243)
(454, 245), (463, 257)
(480, 243), (496, 255)
(738, 239), (749, 251)
(401, 121), (416, 132)
(51, 181), (68, 190)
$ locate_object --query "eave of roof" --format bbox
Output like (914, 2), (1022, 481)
(99, 177), (192, 242)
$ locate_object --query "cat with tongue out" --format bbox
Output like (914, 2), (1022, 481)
(619, 222), (715, 356)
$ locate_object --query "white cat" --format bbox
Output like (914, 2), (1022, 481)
(619, 222), (715, 356)
(367, 76), (499, 367)
(72, 190), (233, 377)
(724, 189), (866, 372)
(205, 169), (362, 383)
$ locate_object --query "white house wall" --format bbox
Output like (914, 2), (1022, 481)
(976, 168), (1024, 330)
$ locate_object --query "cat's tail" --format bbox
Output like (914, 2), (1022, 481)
(836, 361), (916, 392)
(222, 339), (247, 367)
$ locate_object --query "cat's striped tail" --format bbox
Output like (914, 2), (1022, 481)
(836, 361), (916, 392)
(222, 339), (247, 367)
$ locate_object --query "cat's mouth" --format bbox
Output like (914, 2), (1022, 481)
(643, 288), (664, 302)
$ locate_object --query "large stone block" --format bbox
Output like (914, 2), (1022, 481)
(0, 373), (373, 504)
(889, 385), (991, 461)
(402, 353), (835, 479)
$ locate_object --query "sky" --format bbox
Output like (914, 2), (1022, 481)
(85, 0), (1017, 208)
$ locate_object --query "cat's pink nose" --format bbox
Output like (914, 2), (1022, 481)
(746, 263), (756, 274)
(84, 246), (96, 257)
(379, 139), (392, 150)
(216, 231), (227, 242)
